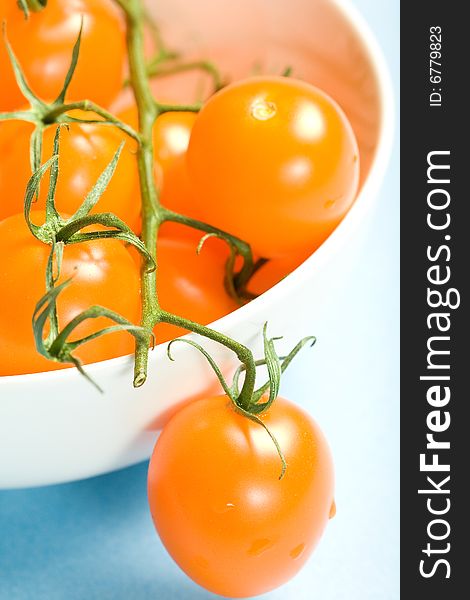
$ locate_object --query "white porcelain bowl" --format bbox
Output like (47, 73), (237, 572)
(0, 0), (393, 488)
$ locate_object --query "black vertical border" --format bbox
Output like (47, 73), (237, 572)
(401, 3), (468, 597)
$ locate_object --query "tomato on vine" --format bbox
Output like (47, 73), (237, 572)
(118, 106), (196, 172)
(0, 212), (141, 376)
(247, 253), (310, 296)
(0, 0), (126, 111)
(187, 76), (360, 259)
(152, 111), (198, 174)
(118, 105), (206, 230)
(154, 112), (210, 225)
(148, 394), (335, 598)
(0, 112), (140, 230)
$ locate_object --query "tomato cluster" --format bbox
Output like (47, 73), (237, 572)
(0, 1), (356, 596)
(0, 0), (235, 376)
(0, 0), (359, 373)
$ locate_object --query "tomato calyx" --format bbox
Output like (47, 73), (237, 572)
(16, 0), (47, 19)
(22, 127), (154, 388)
(24, 127), (154, 269)
(166, 324), (316, 479)
(33, 279), (151, 391)
(162, 212), (256, 305)
(239, 330), (317, 410)
(0, 22), (140, 172)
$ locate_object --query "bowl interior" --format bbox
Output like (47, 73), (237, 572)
(149, 0), (382, 187)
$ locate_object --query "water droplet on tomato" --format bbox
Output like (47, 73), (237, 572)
(289, 543), (306, 560)
(248, 538), (274, 556)
(212, 502), (236, 514)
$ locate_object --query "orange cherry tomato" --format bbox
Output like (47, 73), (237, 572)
(0, 114), (140, 230)
(148, 395), (335, 597)
(0, 212), (141, 376)
(118, 106), (196, 171)
(118, 105), (206, 233)
(154, 231), (237, 344)
(159, 154), (207, 223)
(187, 76), (360, 259)
(154, 114), (209, 230)
(0, 0), (126, 111)
(152, 111), (198, 174)
(247, 253), (310, 296)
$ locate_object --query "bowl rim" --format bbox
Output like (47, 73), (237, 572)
(0, 0), (394, 387)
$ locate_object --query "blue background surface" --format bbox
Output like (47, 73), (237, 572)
(0, 1), (399, 598)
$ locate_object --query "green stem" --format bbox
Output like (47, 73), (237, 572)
(148, 59), (224, 92)
(162, 208), (255, 293)
(142, 10), (169, 56)
(26, 0), (46, 12)
(49, 306), (141, 357)
(118, 0), (258, 394)
(121, 0), (161, 387)
(159, 311), (256, 409)
(0, 110), (37, 122)
(156, 101), (202, 114)
(114, 0), (131, 12)
(43, 100), (140, 142)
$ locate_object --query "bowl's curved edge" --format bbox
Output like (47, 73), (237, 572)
(0, 0), (394, 392)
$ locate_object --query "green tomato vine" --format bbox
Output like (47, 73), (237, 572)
(1, 0), (316, 475)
